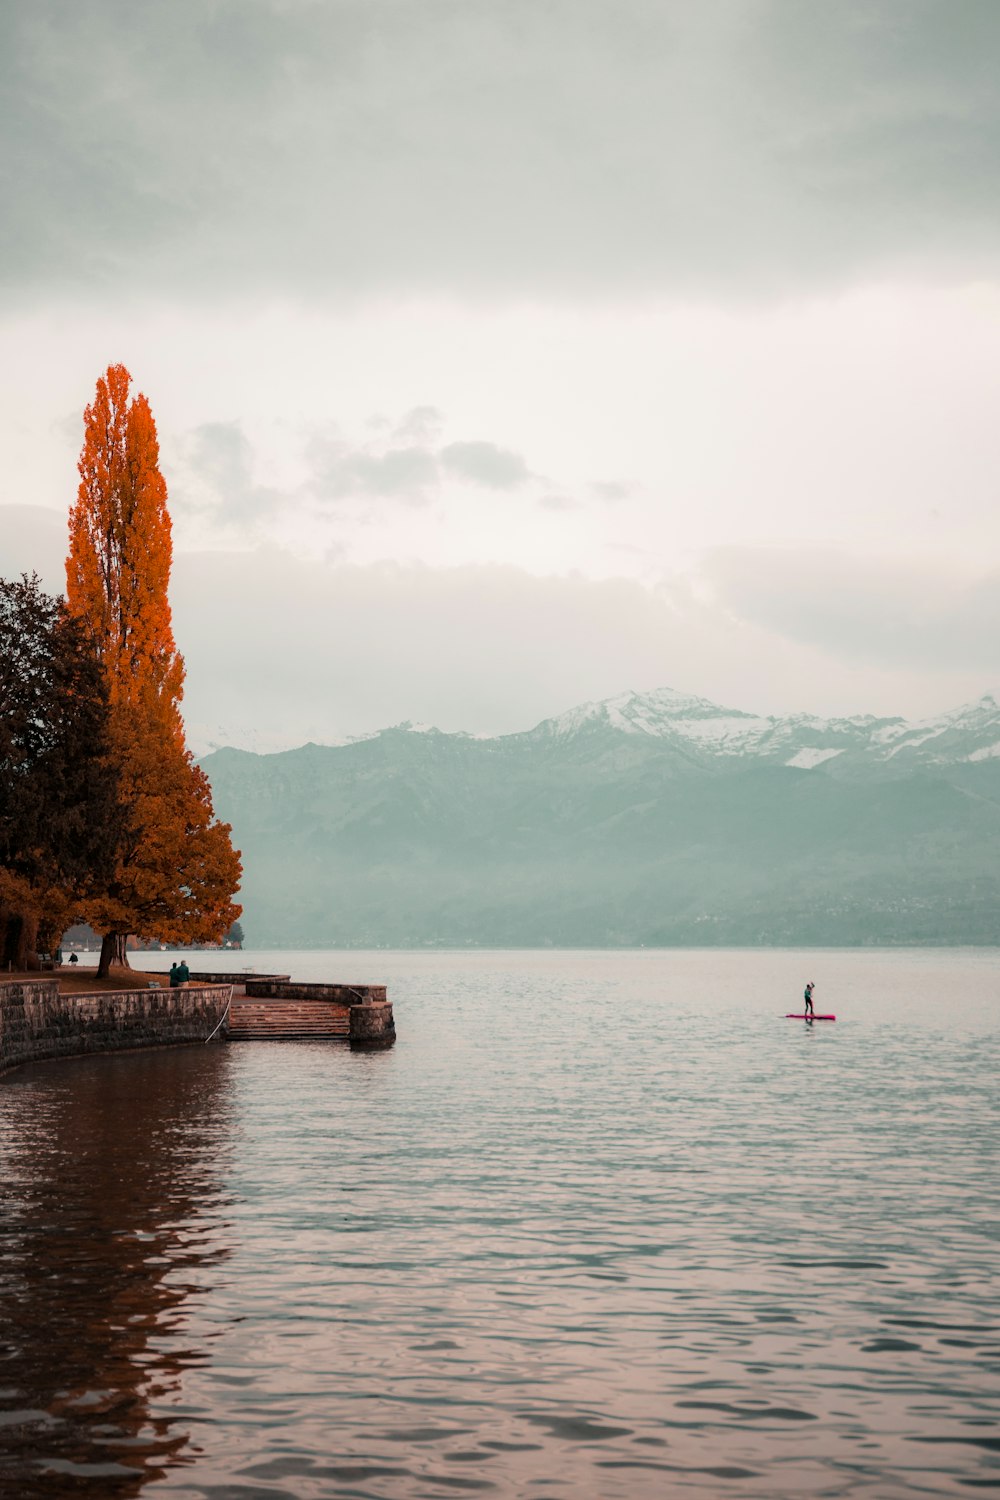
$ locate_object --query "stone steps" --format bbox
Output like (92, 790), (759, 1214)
(227, 1000), (351, 1041)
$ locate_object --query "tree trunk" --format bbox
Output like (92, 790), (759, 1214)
(0, 910), (39, 972)
(0, 909), (35, 971)
(0, 908), (14, 970)
(97, 931), (130, 978)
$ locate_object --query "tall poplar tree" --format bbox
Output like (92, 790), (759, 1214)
(66, 364), (242, 977)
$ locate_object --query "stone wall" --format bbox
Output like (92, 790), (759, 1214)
(245, 980), (387, 1003)
(148, 971), (291, 984)
(349, 1000), (396, 1050)
(0, 979), (233, 1077)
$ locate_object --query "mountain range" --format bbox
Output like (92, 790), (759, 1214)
(201, 687), (1000, 947)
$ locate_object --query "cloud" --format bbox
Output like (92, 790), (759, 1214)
(164, 411), (544, 525)
(704, 546), (1000, 673)
(302, 420), (535, 506)
(439, 441), (530, 488)
(170, 550), (712, 750)
(3, 504), (997, 750)
(6, 1), (1000, 304)
(179, 421), (281, 522)
(165, 543), (1000, 753)
(590, 481), (633, 503)
(392, 407), (445, 444)
(308, 437), (439, 504)
(537, 493), (580, 512)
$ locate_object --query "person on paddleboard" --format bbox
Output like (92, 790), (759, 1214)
(804, 981), (815, 1018)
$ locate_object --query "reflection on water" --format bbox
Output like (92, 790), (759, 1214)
(0, 1048), (234, 1498)
(1, 948), (999, 1498)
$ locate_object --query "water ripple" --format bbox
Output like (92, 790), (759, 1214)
(1, 946), (999, 1497)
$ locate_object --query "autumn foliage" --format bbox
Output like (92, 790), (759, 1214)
(66, 364), (241, 975)
(69, 363), (184, 724)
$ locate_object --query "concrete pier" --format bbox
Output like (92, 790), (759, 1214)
(227, 979), (394, 1045)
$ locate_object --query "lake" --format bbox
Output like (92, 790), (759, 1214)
(1, 947), (998, 1498)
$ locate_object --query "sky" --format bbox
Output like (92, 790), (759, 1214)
(4, 0), (1000, 752)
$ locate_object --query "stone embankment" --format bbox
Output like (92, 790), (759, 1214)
(0, 971), (396, 1076)
(230, 980), (395, 1049)
(0, 977), (232, 1077)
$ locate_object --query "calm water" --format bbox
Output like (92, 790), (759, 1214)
(1, 947), (998, 1499)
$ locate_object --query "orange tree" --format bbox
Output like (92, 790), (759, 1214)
(66, 364), (241, 976)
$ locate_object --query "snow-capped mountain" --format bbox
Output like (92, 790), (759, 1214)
(202, 682), (1000, 948)
(194, 685), (1000, 770)
(527, 686), (1000, 772)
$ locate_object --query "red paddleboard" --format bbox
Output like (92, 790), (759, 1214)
(785, 1013), (836, 1021)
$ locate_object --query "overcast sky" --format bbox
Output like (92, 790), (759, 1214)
(4, 0), (1000, 751)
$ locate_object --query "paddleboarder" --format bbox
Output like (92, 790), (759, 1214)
(804, 981), (815, 1018)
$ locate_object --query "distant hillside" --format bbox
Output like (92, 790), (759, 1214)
(201, 687), (1000, 947)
